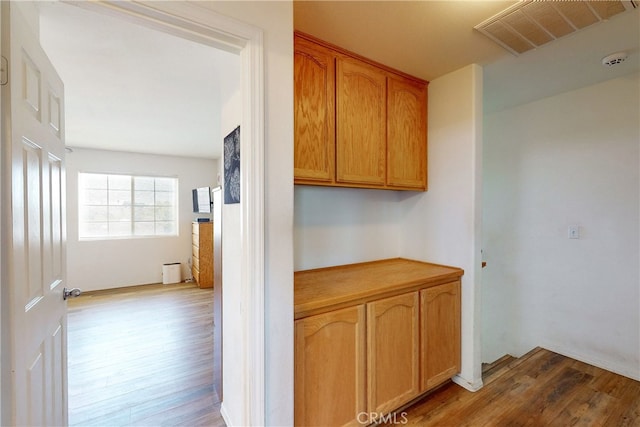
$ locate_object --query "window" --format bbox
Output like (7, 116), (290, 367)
(78, 173), (178, 239)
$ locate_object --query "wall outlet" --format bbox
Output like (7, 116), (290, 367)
(568, 225), (580, 239)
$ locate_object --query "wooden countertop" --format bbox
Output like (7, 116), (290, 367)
(295, 258), (464, 319)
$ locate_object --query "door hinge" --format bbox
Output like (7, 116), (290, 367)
(1, 56), (7, 85)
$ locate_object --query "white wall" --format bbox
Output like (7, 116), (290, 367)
(294, 186), (402, 270)
(483, 73), (640, 380)
(193, 2), (294, 426)
(400, 64), (484, 391)
(217, 48), (243, 427)
(66, 148), (218, 292)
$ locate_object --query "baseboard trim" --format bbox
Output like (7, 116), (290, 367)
(452, 374), (484, 392)
(541, 342), (640, 382)
(79, 281), (196, 296)
(220, 402), (233, 427)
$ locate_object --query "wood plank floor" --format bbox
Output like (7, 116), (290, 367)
(70, 285), (640, 426)
(384, 347), (640, 426)
(67, 283), (225, 427)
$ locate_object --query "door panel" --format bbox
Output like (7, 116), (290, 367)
(50, 321), (65, 424)
(27, 350), (44, 427)
(336, 57), (386, 185)
(48, 91), (62, 136)
(48, 155), (64, 280)
(294, 36), (335, 183)
(367, 292), (420, 414)
(295, 305), (366, 427)
(24, 140), (44, 302)
(420, 281), (461, 391)
(23, 53), (42, 119)
(4, 2), (67, 425)
(387, 76), (427, 190)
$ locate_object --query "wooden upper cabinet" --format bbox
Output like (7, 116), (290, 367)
(420, 281), (461, 391)
(387, 77), (428, 190)
(294, 36), (335, 183)
(336, 58), (386, 186)
(293, 31), (428, 191)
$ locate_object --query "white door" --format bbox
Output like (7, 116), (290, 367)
(2, 2), (69, 425)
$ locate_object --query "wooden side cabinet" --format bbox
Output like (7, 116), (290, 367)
(191, 222), (213, 288)
(295, 305), (366, 427)
(420, 281), (461, 390)
(367, 292), (420, 414)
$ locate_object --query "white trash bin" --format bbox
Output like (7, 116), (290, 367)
(162, 263), (181, 284)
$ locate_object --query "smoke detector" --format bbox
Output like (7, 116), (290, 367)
(602, 51), (628, 67)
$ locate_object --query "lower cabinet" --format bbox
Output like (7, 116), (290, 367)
(421, 281), (461, 391)
(367, 292), (420, 414)
(294, 281), (461, 426)
(294, 305), (366, 427)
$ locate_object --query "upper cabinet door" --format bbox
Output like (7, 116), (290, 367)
(387, 77), (427, 190)
(336, 58), (386, 186)
(294, 37), (336, 183)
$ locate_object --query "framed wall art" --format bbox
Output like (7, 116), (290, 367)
(223, 125), (240, 204)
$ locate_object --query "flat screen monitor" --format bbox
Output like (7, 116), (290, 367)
(192, 187), (212, 213)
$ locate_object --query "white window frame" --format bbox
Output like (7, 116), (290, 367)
(78, 172), (179, 240)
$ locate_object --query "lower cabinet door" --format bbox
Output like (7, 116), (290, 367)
(421, 281), (461, 391)
(295, 305), (366, 427)
(367, 292), (420, 414)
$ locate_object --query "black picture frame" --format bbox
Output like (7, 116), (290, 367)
(223, 125), (240, 204)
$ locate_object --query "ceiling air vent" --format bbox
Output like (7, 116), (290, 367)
(474, 0), (637, 56)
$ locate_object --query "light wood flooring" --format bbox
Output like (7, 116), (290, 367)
(67, 283), (225, 427)
(384, 347), (640, 426)
(70, 285), (639, 426)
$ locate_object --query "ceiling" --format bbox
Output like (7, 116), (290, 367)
(38, 1), (239, 160)
(294, 0), (517, 81)
(294, 1), (640, 113)
(37, 1), (639, 159)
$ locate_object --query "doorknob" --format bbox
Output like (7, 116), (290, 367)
(63, 287), (82, 300)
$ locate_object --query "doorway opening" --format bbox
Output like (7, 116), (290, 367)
(35, 1), (264, 425)
(36, 1), (238, 423)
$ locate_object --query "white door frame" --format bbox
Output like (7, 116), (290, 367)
(1, 1), (266, 425)
(0, 3), (6, 425)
